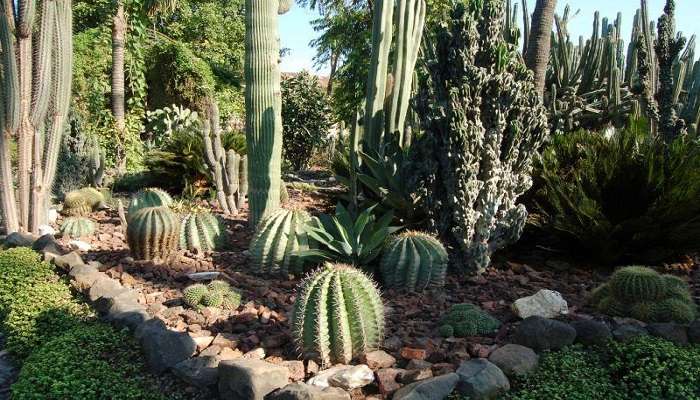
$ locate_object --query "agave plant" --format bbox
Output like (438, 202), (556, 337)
(300, 203), (401, 267)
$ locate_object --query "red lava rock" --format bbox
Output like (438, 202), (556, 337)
(218, 347), (243, 360)
(282, 360), (306, 382)
(398, 367), (433, 384)
(212, 333), (239, 349)
(361, 350), (397, 370)
(375, 368), (405, 396)
(400, 347), (427, 361)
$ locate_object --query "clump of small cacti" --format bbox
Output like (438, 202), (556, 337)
(128, 188), (173, 216)
(380, 231), (448, 292)
(180, 211), (226, 252)
(59, 217), (96, 239)
(438, 303), (501, 338)
(249, 208), (313, 276)
(292, 263), (385, 366)
(126, 206), (180, 262)
(182, 280), (241, 310)
(62, 188), (107, 216)
(590, 266), (696, 323)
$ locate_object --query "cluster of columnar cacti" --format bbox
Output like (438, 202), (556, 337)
(128, 188), (173, 216)
(87, 139), (106, 187)
(183, 280), (241, 310)
(590, 266), (696, 323)
(244, 0), (291, 227)
(438, 303), (501, 338)
(380, 231), (448, 292)
(126, 206), (180, 262)
(0, 0), (73, 234)
(364, 0), (426, 151)
(413, 1), (548, 273)
(202, 101), (248, 216)
(180, 211), (226, 252)
(62, 188), (107, 217)
(249, 208), (313, 276)
(60, 217), (96, 239)
(292, 263), (385, 366)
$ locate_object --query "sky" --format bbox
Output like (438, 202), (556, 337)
(279, 0), (700, 75)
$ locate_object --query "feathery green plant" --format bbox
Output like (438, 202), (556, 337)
(438, 303), (501, 338)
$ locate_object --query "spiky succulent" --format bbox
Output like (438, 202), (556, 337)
(180, 211), (226, 252)
(128, 188), (173, 216)
(182, 281), (241, 310)
(291, 263), (385, 366)
(126, 206), (180, 262)
(221, 291), (242, 310)
(380, 231), (448, 292)
(62, 188), (106, 216)
(609, 266), (667, 301)
(208, 280), (230, 293)
(249, 208), (314, 276)
(439, 303), (500, 338)
(202, 291), (224, 307)
(59, 217), (96, 239)
(183, 284), (208, 308)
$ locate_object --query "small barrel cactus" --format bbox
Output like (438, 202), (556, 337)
(62, 187), (105, 216)
(60, 217), (96, 239)
(182, 280), (241, 310)
(128, 188), (173, 216)
(291, 263), (385, 366)
(380, 231), (448, 291)
(609, 266), (667, 301)
(180, 211), (226, 252)
(78, 187), (107, 209)
(249, 208), (313, 276)
(438, 303), (500, 338)
(126, 206), (180, 262)
(183, 284), (208, 308)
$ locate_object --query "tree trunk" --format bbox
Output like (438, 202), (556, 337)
(525, 0), (556, 97)
(112, 1), (127, 173)
(327, 49), (338, 95)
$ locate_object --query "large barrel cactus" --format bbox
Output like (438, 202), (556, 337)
(249, 208), (312, 275)
(380, 231), (448, 291)
(291, 263), (385, 366)
(180, 211), (225, 252)
(62, 188), (106, 216)
(128, 188), (173, 216)
(60, 217), (96, 239)
(126, 206), (180, 262)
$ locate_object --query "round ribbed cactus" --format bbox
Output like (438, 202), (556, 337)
(59, 217), (96, 239)
(588, 283), (611, 307)
(62, 192), (92, 217)
(183, 284), (208, 308)
(598, 296), (629, 317)
(202, 291), (224, 307)
(78, 187), (106, 209)
(180, 211), (225, 252)
(609, 266), (667, 301)
(654, 298), (696, 323)
(182, 281), (241, 310)
(126, 206), (180, 262)
(208, 280), (230, 293)
(630, 301), (657, 322)
(380, 231), (448, 291)
(128, 188), (173, 216)
(249, 208), (313, 276)
(291, 263), (385, 366)
(221, 291), (242, 310)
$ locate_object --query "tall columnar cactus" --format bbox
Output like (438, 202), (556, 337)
(126, 206), (180, 262)
(365, 0), (426, 151)
(128, 188), (173, 216)
(414, 1), (548, 273)
(60, 217), (96, 239)
(0, 0), (73, 234)
(249, 208), (312, 276)
(380, 231), (448, 292)
(180, 211), (225, 252)
(245, 0), (290, 227)
(291, 263), (385, 366)
(202, 101), (246, 216)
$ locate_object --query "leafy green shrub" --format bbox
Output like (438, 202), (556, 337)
(0, 248), (54, 319)
(281, 70), (333, 171)
(12, 322), (168, 400)
(505, 346), (623, 400)
(438, 304), (500, 337)
(533, 121), (700, 264)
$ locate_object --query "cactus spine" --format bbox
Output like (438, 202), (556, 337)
(245, 0), (290, 227)
(292, 263), (385, 366)
(126, 206), (180, 262)
(60, 217), (96, 239)
(202, 101), (246, 216)
(180, 211), (225, 252)
(249, 208), (312, 276)
(380, 231), (448, 292)
(128, 188), (173, 216)
(0, 0), (73, 234)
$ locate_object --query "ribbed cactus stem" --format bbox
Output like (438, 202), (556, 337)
(127, 206), (180, 262)
(245, 0), (289, 227)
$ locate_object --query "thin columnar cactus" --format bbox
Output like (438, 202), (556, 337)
(245, 0), (290, 227)
(128, 188), (173, 216)
(60, 217), (96, 239)
(380, 231), (448, 292)
(126, 206), (180, 262)
(0, 0), (73, 234)
(249, 208), (313, 276)
(291, 263), (385, 366)
(180, 211), (225, 252)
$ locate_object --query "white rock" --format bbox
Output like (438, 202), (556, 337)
(307, 365), (352, 388)
(48, 209), (59, 224)
(69, 240), (92, 252)
(38, 225), (56, 236)
(328, 365), (374, 390)
(512, 289), (568, 319)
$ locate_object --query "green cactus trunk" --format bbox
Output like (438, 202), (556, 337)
(245, 0), (289, 227)
(127, 206), (180, 262)
(0, 0), (73, 234)
(291, 263), (385, 366)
